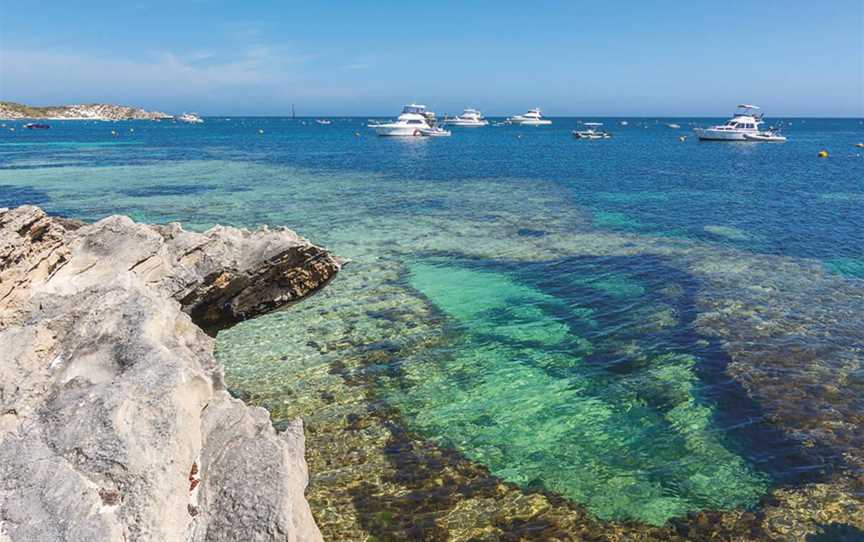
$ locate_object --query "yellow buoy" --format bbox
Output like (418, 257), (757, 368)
(818, 150), (828, 158)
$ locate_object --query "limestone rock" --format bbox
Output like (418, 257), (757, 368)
(0, 101), (172, 121)
(0, 206), (339, 541)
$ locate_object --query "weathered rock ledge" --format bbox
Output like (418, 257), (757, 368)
(0, 206), (341, 541)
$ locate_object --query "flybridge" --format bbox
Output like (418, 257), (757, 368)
(735, 104), (763, 119)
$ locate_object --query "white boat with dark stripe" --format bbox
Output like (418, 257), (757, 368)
(694, 105), (764, 141)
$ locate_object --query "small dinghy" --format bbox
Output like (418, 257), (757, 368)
(315, 119), (331, 125)
(743, 131), (787, 142)
(419, 127), (451, 137)
(573, 123), (611, 139)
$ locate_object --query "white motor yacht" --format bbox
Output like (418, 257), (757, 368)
(442, 108), (489, 127)
(371, 104), (432, 136)
(507, 108), (552, 126)
(694, 105), (765, 141)
(573, 123), (611, 139)
(315, 119), (331, 125)
(176, 113), (204, 124)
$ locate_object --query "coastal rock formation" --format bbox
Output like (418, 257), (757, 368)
(0, 206), (340, 541)
(0, 101), (171, 121)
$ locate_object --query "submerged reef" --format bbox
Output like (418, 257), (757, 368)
(1, 159), (861, 540)
(0, 206), (340, 541)
(213, 173), (864, 541)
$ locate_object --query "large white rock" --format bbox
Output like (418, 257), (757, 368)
(0, 206), (339, 541)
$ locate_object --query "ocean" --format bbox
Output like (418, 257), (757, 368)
(1, 117), (862, 540)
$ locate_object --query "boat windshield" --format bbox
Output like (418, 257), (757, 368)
(402, 105), (426, 114)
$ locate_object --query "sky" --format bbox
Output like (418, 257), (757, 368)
(1, 1), (862, 117)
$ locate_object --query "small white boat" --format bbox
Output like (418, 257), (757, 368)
(315, 119), (331, 125)
(419, 126), (451, 137)
(667, 123), (681, 129)
(371, 104), (432, 136)
(694, 105), (765, 141)
(176, 113), (204, 124)
(742, 131), (787, 142)
(507, 108), (552, 126)
(573, 123), (611, 139)
(442, 108), (489, 127)
(620, 120), (629, 126)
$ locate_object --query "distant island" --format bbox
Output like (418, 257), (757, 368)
(0, 101), (172, 121)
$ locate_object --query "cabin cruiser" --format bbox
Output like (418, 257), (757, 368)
(176, 113), (204, 124)
(507, 108), (552, 126)
(694, 105), (765, 141)
(573, 122), (611, 139)
(315, 119), (331, 125)
(370, 104), (435, 136)
(442, 108), (489, 127)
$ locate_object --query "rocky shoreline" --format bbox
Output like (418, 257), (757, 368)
(0, 206), (341, 541)
(0, 102), (172, 121)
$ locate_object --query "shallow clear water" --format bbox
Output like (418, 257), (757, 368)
(1, 117), (862, 539)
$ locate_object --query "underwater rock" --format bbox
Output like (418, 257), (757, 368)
(703, 224), (752, 241)
(0, 205), (339, 542)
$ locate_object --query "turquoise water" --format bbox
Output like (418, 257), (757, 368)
(1, 117), (862, 539)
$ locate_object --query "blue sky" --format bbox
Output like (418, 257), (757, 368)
(1, 1), (862, 116)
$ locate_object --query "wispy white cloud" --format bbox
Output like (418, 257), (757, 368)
(0, 45), (336, 110)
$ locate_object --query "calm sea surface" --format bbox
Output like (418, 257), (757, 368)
(1, 117), (862, 540)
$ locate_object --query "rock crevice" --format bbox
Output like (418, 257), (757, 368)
(0, 206), (339, 541)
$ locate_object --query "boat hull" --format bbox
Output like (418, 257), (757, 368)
(442, 121), (488, 127)
(510, 119), (552, 126)
(373, 125), (425, 136)
(694, 128), (752, 141)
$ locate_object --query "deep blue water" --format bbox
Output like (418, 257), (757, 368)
(2, 117), (862, 269)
